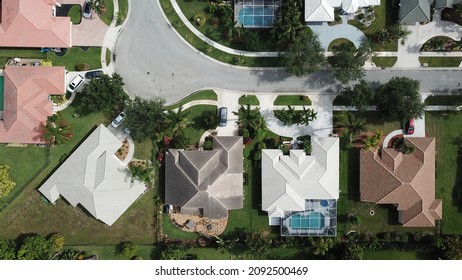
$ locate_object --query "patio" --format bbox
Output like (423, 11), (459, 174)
(169, 212), (228, 237)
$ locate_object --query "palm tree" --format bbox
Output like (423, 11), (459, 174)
(309, 237), (334, 256)
(233, 104), (267, 137)
(40, 115), (73, 146)
(270, 0), (302, 43)
(336, 112), (367, 143)
(163, 105), (193, 136)
(300, 106), (317, 126)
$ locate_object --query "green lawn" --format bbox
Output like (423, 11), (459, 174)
(165, 90), (218, 110)
(0, 48), (46, 68)
(238, 95), (260, 106)
(47, 47), (102, 70)
(162, 213), (199, 240)
(98, 0), (115, 26)
(105, 48), (111, 66)
(190, 247), (236, 260)
(68, 5), (82, 25)
(327, 38), (354, 51)
(117, 0), (129, 27)
(425, 95), (462, 105)
(335, 111), (435, 235)
(363, 250), (428, 260)
(372, 56), (397, 67)
(65, 244), (157, 260)
(419, 57), (462, 67)
(181, 105), (217, 146)
(426, 111), (462, 235)
(133, 139), (154, 160)
(273, 95), (312, 106)
(159, 0), (283, 67)
(0, 95), (158, 244)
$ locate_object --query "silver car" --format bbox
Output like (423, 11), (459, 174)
(111, 112), (126, 128)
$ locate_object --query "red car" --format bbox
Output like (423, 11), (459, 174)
(406, 118), (415, 135)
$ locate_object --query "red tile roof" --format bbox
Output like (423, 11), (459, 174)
(360, 137), (442, 227)
(0, 0), (71, 48)
(0, 66), (65, 144)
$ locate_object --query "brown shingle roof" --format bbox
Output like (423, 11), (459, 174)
(360, 137), (442, 227)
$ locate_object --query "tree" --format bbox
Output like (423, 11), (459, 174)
(124, 96), (166, 141)
(432, 236), (462, 260)
(0, 240), (16, 260)
(299, 106), (317, 125)
(55, 249), (81, 260)
(330, 40), (373, 83)
(40, 114), (73, 146)
(336, 112), (367, 143)
(364, 130), (383, 151)
(233, 105), (267, 139)
(243, 30), (266, 51)
(245, 231), (272, 260)
(375, 77), (425, 122)
(202, 110), (219, 130)
(309, 237), (335, 256)
(171, 131), (191, 149)
(160, 244), (189, 260)
(283, 27), (326, 76)
(164, 105), (193, 137)
(340, 80), (375, 112)
(0, 165), (16, 198)
(340, 243), (364, 260)
(79, 73), (128, 114)
(17, 235), (54, 260)
(48, 233), (65, 252)
(119, 241), (138, 257)
(271, 0), (303, 44)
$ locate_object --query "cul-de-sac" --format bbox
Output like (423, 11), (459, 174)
(1, 0), (462, 260)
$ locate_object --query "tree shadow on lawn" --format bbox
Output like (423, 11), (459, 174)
(451, 147), (462, 212)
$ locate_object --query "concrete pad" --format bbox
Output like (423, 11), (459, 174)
(308, 22), (367, 50)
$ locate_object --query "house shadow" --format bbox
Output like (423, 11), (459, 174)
(451, 147), (462, 212)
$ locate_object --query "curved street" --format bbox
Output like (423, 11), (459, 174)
(115, 0), (462, 103)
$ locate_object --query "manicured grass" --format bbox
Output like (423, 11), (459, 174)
(335, 111), (434, 236)
(327, 38), (354, 51)
(348, 0), (398, 51)
(0, 95), (158, 244)
(363, 250), (427, 260)
(165, 90), (218, 110)
(238, 95), (260, 106)
(372, 56), (397, 67)
(68, 5), (82, 25)
(98, 0), (115, 26)
(425, 95), (462, 105)
(105, 48), (111, 66)
(162, 213), (199, 240)
(133, 139), (154, 160)
(190, 247), (236, 260)
(117, 0), (129, 27)
(0, 48), (46, 68)
(65, 244), (157, 260)
(159, 0), (283, 67)
(273, 95), (312, 106)
(426, 111), (462, 235)
(47, 47), (102, 70)
(183, 105), (217, 145)
(419, 57), (462, 67)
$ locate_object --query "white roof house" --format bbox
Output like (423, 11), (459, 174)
(39, 124), (147, 226)
(305, 0), (381, 22)
(261, 137), (339, 226)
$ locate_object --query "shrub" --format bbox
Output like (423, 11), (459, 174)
(203, 139), (214, 150)
(244, 30), (266, 51)
(120, 241), (137, 257)
(193, 13), (206, 27)
(75, 63), (90, 71)
(281, 144), (290, 155)
(40, 59), (53, 66)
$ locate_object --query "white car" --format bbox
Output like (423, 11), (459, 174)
(66, 75), (84, 93)
(111, 112), (126, 128)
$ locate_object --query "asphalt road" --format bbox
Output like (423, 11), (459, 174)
(115, 0), (462, 103)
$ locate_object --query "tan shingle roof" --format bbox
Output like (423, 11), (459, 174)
(360, 137), (442, 227)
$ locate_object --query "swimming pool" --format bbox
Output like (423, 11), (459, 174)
(289, 212), (325, 229)
(237, 6), (278, 27)
(0, 76), (4, 111)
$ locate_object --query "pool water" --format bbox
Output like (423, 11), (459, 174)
(289, 212), (325, 229)
(0, 76), (4, 111)
(238, 7), (277, 27)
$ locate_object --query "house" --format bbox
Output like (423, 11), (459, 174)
(261, 137), (339, 236)
(360, 137), (442, 227)
(0, 0), (72, 48)
(165, 136), (243, 219)
(38, 124), (147, 226)
(305, 0), (381, 22)
(0, 65), (65, 144)
(399, 0), (432, 23)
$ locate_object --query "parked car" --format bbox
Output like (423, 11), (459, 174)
(219, 107), (228, 127)
(406, 118), (415, 135)
(85, 70), (103, 79)
(66, 74), (84, 93)
(111, 112), (126, 128)
(83, 0), (92, 19)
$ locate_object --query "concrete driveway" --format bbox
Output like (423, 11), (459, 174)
(60, 0), (109, 46)
(308, 20), (367, 50)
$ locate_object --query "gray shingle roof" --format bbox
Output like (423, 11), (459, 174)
(399, 0), (432, 23)
(165, 136), (243, 219)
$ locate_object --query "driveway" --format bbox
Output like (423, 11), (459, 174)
(114, 0), (462, 104)
(307, 20), (367, 50)
(60, 0), (109, 46)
